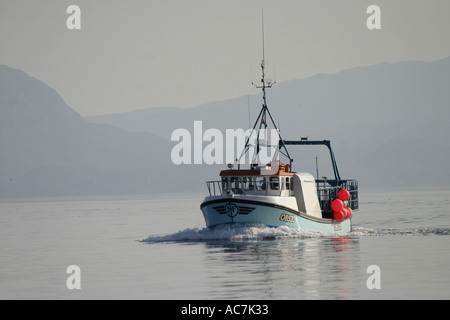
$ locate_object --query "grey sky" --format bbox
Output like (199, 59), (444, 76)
(1, 0), (449, 116)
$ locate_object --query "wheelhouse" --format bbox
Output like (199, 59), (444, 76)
(218, 166), (294, 197)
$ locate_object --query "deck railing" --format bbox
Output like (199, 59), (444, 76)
(205, 179), (289, 197)
(206, 178), (359, 210)
(206, 181), (223, 197)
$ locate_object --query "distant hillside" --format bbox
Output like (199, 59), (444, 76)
(1, 56), (449, 199)
(88, 57), (450, 191)
(0, 65), (201, 198)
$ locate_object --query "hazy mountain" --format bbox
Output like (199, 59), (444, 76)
(0, 65), (199, 198)
(1, 56), (449, 198)
(88, 56), (450, 191)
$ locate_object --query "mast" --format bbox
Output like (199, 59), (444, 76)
(237, 10), (293, 170)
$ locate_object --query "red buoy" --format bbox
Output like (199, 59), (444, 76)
(338, 189), (350, 201)
(331, 199), (344, 212)
(334, 210), (345, 221)
(345, 207), (353, 219)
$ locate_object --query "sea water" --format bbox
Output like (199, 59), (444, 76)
(0, 190), (449, 300)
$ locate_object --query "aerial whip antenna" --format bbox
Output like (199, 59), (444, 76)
(237, 10), (293, 170)
(262, 9), (265, 65)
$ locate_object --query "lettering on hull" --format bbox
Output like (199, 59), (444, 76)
(279, 213), (296, 223)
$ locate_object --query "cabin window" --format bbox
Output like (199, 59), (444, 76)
(248, 177), (255, 190)
(256, 177), (266, 191)
(241, 177), (248, 190)
(230, 177), (239, 189)
(270, 177), (279, 190)
(222, 177), (228, 190)
(286, 177), (290, 190)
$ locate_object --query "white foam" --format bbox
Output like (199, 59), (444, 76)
(142, 223), (323, 243)
(142, 225), (450, 243)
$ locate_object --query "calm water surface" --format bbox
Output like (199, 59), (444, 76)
(0, 190), (449, 299)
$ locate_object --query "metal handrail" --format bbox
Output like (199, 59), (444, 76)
(206, 178), (358, 210)
(206, 181), (223, 196)
(206, 178), (289, 197)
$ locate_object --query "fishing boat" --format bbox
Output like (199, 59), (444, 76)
(200, 22), (358, 234)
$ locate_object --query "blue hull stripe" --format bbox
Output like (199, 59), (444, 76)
(201, 197), (335, 225)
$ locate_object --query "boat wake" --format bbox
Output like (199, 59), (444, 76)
(142, 224), (322, 243)
(352, 226), (450, 237)
(141, 224), (450, 243)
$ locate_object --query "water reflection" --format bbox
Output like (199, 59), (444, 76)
(202, 236), (361, 299)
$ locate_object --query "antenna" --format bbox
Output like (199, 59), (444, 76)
(316, 155), (319, 181)
(247, 95), (251, 129)
(273, 60), (277, 84)
(252, 9), (275, 92)
(237, 10), (293, 170)
(262, 9), (265, 64)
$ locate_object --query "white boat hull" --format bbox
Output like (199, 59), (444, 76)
(200, 196), (351, 234)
